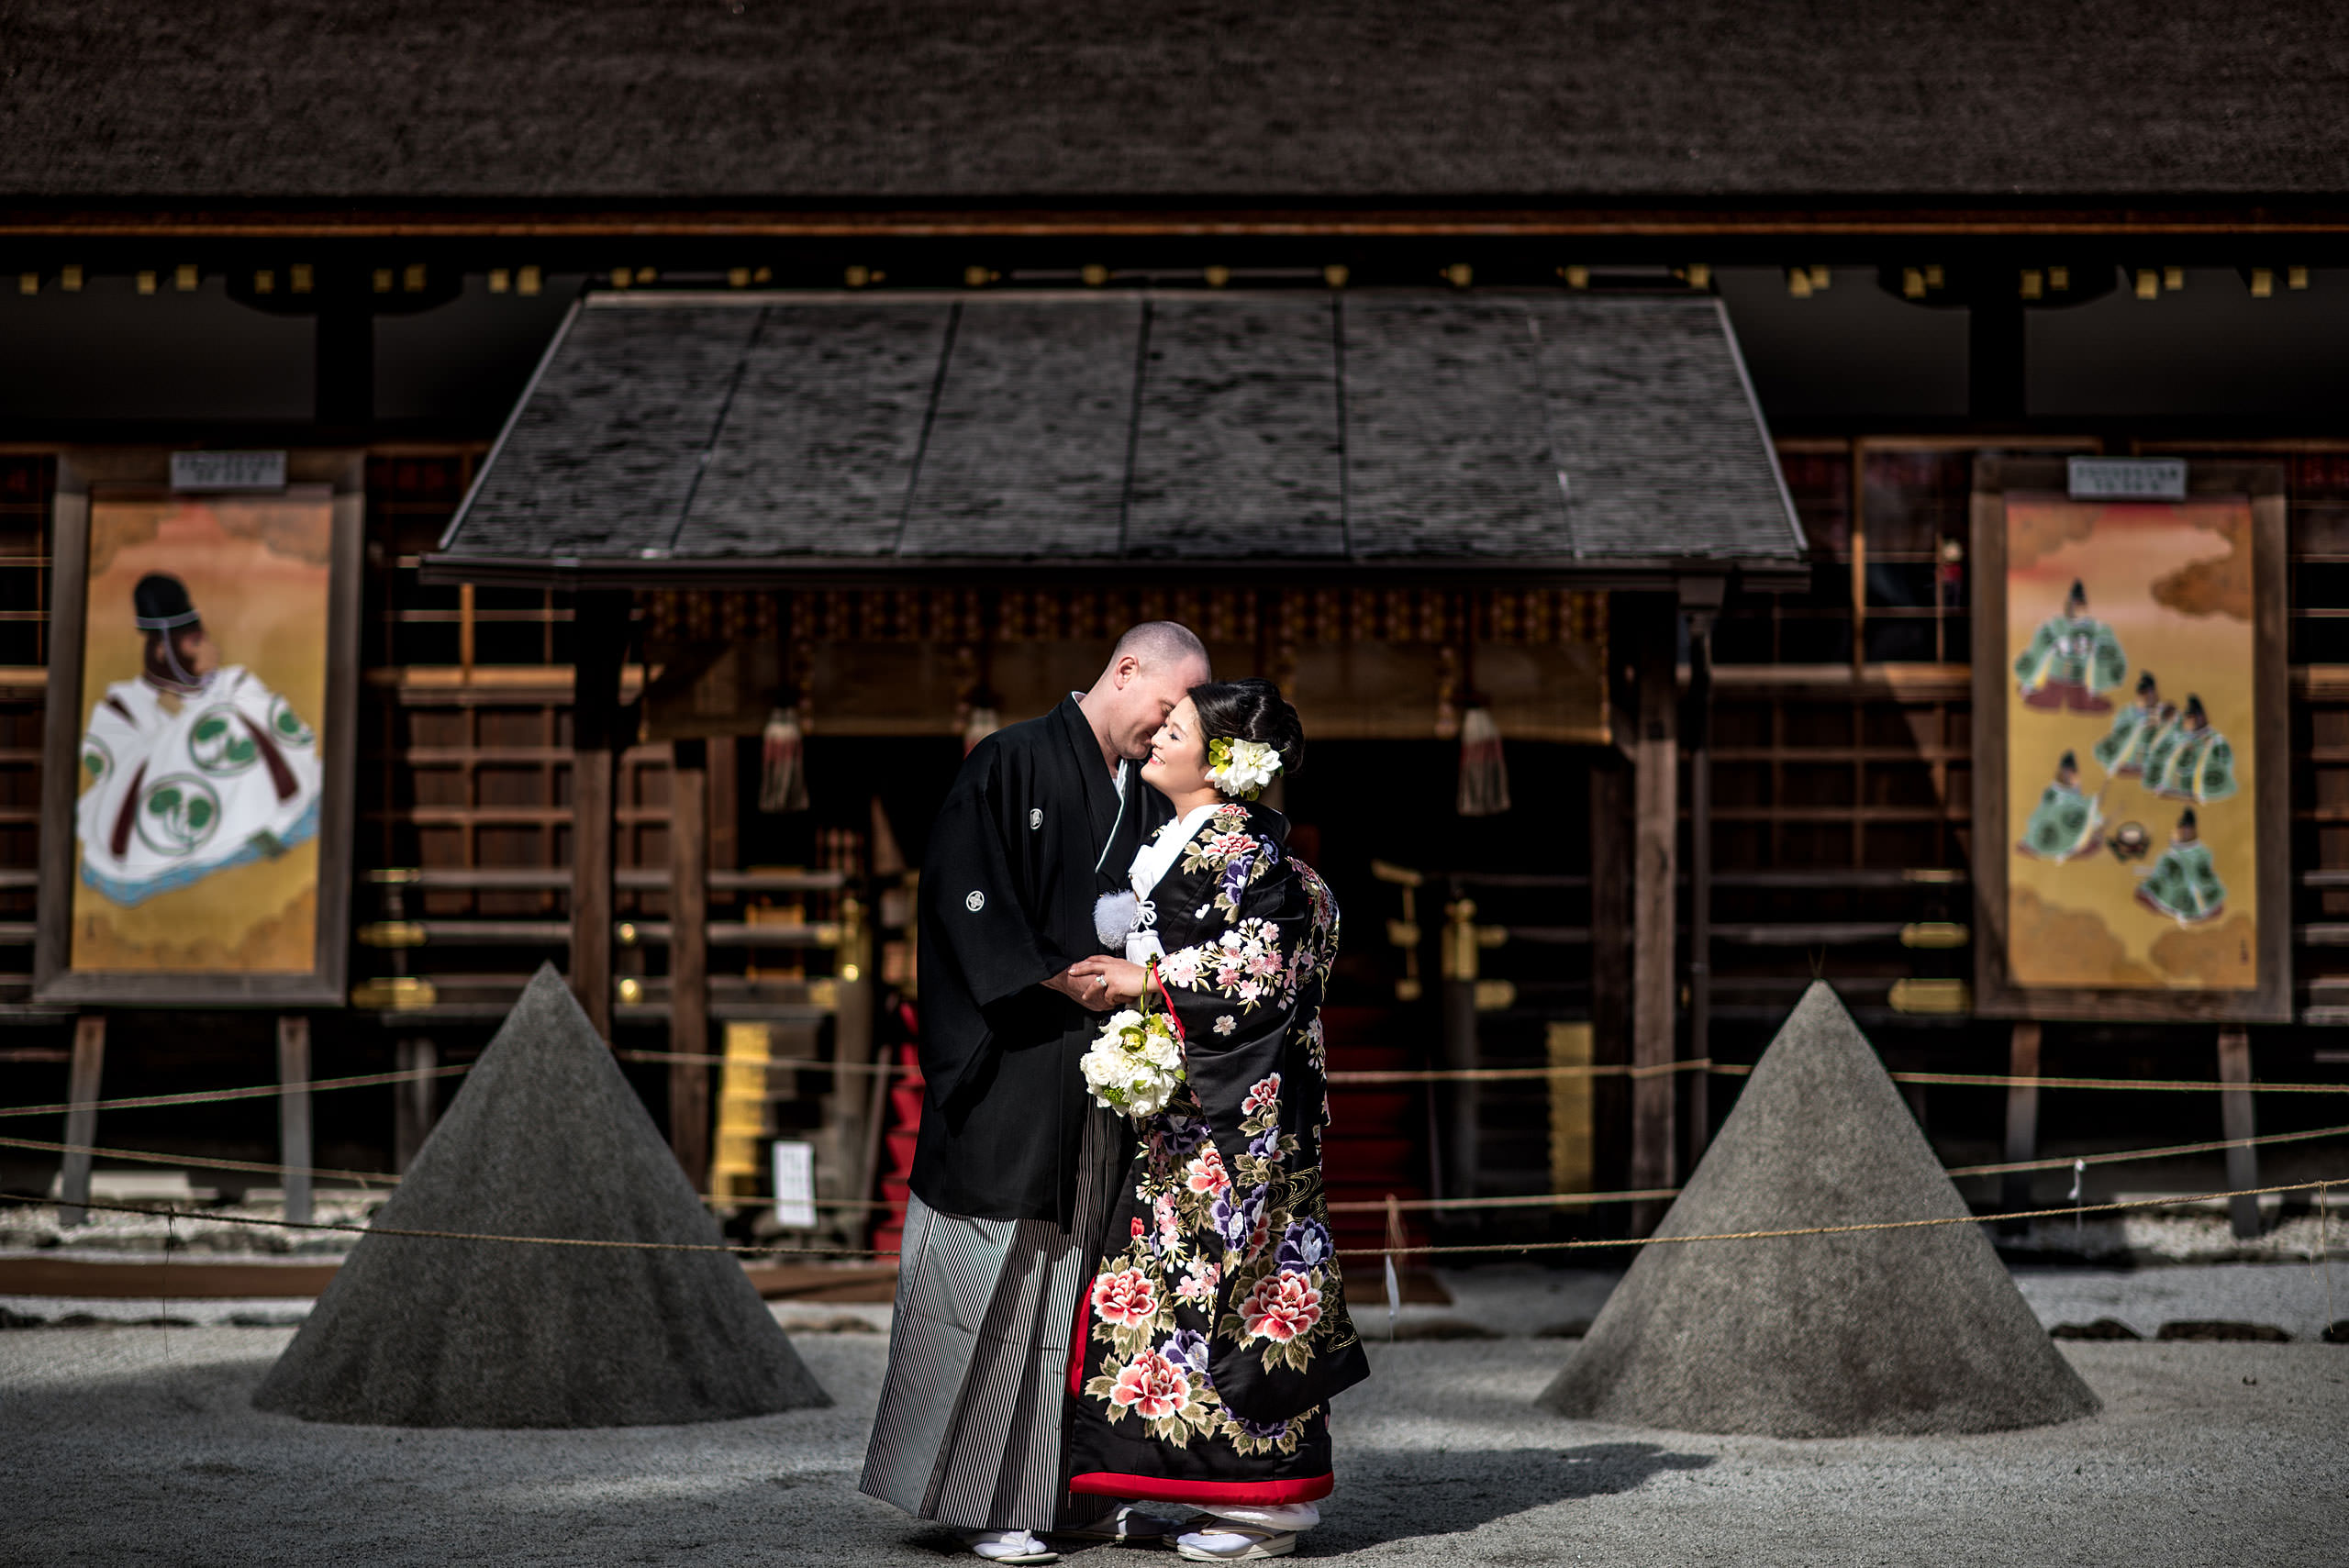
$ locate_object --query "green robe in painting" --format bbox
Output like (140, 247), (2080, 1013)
(2017, 780), (2103, 862)
(2137, 714), (2188, 790)
(2136, 840), (2226, 924)
(2013, 614), (2128, 706)
(2091, 703), (2163, 776)
(2148, 727), (2237, 805)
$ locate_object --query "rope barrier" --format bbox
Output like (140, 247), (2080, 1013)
(6, 1059), (2343, 1121)
(0, 1062), (475, 1120)
(1341, 1179), (2349, 1261)
(16, 1121), (2349, 1220)
(5, 1176), (2340, 1267)
(0, 1134), (397, 1184)
(1322, 1122), (2349, 1213)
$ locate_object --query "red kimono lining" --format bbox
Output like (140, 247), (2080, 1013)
(1066, 1471), (1333, 1506)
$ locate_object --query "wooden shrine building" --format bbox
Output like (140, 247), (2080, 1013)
(5, 0), (2349, 1251)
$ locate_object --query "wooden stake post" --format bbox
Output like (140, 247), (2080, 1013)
(2002, 1021), (2041, 1219)
(277, 1016), (312, 1227)
(2217, 1027), (2260, 1240)
(56, 1014), (106, 1227)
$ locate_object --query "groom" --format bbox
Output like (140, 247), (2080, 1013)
(861, 621), (1211, 1562)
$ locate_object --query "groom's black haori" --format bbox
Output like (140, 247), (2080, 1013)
(914, 694), (1172, 1223)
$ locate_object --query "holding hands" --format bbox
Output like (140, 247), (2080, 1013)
(1066, 954), (1149, 1007)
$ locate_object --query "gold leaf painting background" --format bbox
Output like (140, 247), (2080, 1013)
(72, 498), (332, 974)
(2004, 496), (2257, 991)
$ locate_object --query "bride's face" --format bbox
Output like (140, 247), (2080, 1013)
(1141, 696), (1211, 795)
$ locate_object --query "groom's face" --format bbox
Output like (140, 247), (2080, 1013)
(1108, 653), (1209, 761)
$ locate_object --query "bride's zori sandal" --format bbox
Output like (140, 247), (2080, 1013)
(1174, 1525), (1297, 1562)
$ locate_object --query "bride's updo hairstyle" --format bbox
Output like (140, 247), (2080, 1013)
(1188, 678), (1305, 781)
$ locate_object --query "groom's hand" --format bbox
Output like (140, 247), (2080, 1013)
(1043, 963), (1118, 1013)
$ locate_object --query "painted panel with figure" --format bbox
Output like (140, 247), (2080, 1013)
(1974, 458), (2289, 1023)
(70, 495), (331, 972)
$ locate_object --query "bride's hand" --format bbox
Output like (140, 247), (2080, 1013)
(1068, 955), (1149, 1006)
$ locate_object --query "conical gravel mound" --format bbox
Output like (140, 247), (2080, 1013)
(255, 964), (829, 1427)
(1540, 982), (2097, 1437)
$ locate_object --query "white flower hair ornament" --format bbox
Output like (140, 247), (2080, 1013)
(1206, 737), (1282, 800)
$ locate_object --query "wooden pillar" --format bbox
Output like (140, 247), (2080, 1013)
(56, 1014), (105, 1227)
(393, 1036), (438, 1173)
(1587, 753), (1632, 1207)
(2217, 1026), (2261, 1240)
(1682, 585), (1721, 1177)
(707, 735), (740, 876)
(2001, 1021), (2041, 1218)
(1630, 597), (1678, 1232)
(667, 739), (712, 1189)
(1440, 887), (1481, 1208)
(277, 1016), (313, 1228)
(570, 592), (632, 1040)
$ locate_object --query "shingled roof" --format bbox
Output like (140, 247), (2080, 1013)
(429, 289), (1805, 584)
(4, 0), (2344, 206)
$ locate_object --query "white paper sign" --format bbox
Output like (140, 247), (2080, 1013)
(171, 450), (287, 491)
(770, 1140), (818, 1229)
(2066, 457), (2186, 501)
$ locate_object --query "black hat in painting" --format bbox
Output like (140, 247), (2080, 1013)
(2136, 672), (2157, 695)
(131, 573), (200, 630)
(2185, 694), (2208, 722)
(2058, 750), (2078, 772)
(2067, 579), (2087, 605)
(2179, 807), (2199, 832)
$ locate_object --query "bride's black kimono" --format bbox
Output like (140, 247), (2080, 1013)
(1065, 800), (1369, 1508)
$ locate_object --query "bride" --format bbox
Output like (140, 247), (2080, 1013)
(1064, 678), (1367, 1562)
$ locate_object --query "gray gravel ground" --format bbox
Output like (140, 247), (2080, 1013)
(4, 1312), (2345, 1568)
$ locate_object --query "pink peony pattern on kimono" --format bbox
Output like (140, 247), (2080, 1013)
(1175, 1262), (1220, 1303)
(1186, 1145), (1231, 1195)
(1242, 1074), (1283, 1116)
(1093, 1267), (1157, 1328)
(1108, 1350), (1193, 1420)
(1240, 1272), (1323, 1344)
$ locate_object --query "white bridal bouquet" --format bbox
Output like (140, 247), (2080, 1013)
(1081, 1005), (1185, 1117)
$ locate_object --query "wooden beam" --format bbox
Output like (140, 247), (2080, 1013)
(570, 591), (633, 1040)
(667, 739), (711, 1189)
(2001, 1021), (2041, 1219)
(1630, 596), (1678, 1231)
(707, 735), (740, 877)
(56, 1014), (104, 1227)
(2217, 1027), (2261, 1240)
(276, 1016), (312, 1228)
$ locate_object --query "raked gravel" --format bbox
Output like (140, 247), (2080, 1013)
(3, 1317), (2343, 1567)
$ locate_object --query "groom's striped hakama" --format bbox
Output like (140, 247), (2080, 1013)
(859, 1107), (1123, 1532)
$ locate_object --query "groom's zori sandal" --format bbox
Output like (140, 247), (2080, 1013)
(963, 1529), (1059, 1563)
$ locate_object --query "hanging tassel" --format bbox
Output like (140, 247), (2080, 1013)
(1457, 705), (1511, 817)
(759, 704), (809, 814)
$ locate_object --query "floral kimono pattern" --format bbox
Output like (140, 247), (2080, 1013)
(1066, 801), (1367, 1507)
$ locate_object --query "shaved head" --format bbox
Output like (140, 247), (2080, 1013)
(1112, 620), (1210, 676)
(1081, 621), (1214, 768)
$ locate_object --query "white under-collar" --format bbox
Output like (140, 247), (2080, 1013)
(1129, 803), (1219, 895)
